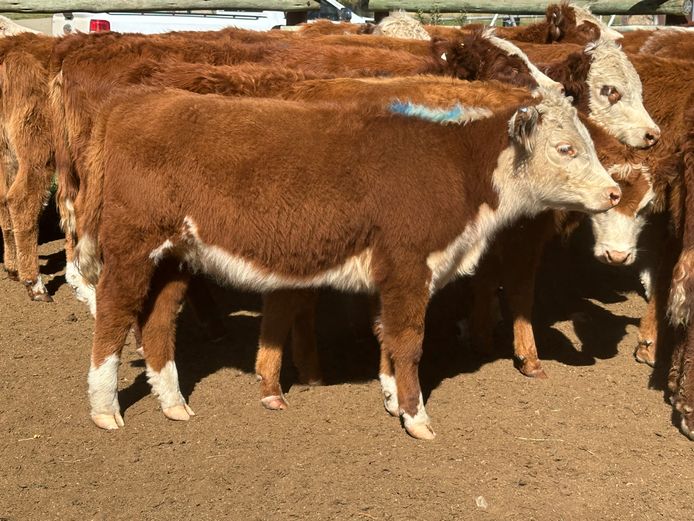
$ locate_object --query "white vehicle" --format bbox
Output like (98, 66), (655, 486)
(52, 0), (370, 36)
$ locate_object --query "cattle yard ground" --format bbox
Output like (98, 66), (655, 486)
(1, 211), (694, 520)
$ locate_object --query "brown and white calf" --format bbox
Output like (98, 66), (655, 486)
(76, 88), (617, 439)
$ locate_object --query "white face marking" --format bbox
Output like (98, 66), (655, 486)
(146, 360), (186, 410)
(586, 39), (659, 148)
(487, 32), (564, 94)
(88, 353), (121, 416)
(379, 373), (399, 415)
(519, 90), (617, 213)
(181, 216), (376, 293)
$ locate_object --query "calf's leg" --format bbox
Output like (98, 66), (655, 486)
(139, 260), (194, 421)
(378, 270), (433, 440)
(636, 237), (679, 366)
(89, 260), (153, 430)
(0, 169), (18, 280)
(6, 164), (53, 302)
(255, 290), (317, 410)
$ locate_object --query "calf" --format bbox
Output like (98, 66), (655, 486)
(76, 88), (617, 439)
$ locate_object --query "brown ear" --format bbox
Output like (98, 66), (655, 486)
(546, 4), (564, 42)
(510, 106), (540, 153)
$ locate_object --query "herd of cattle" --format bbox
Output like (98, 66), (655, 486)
(0, 3), (693, 441)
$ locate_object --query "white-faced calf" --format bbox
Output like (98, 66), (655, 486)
(76, 88), (617, 439)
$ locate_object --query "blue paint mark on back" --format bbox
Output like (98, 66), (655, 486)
(390, 101), (465, 124)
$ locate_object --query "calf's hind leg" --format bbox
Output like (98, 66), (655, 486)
(139, 259), (194, 421)
(378, 269), (433, 440)
(89, 260), (154, 430)
(255, 290), (317, 410)
(6, 164), (54, 302)
(0, 170), (18, 280)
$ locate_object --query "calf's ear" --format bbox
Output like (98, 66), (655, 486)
(509, 106), (540, 154)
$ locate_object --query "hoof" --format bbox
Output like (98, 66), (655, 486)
(163, 403), (195, 421)
(297, 375), (323, 386)
(261, 394), (288, 410)
(24, 279), (52, 302)
(92, 412), (124, 430)
(518, 358), (548, 379)
(404, 420), (436, 440)
(5, 269), (18, 281)
(31, 292), (53, 303)
(634, 343), (655, 367)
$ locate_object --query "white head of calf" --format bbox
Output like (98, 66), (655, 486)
(586, 38), (660, 149)
(591, 164), (654, 265)
(508, 89), (620, 214)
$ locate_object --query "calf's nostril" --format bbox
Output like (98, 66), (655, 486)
(607, 187), (621, 207)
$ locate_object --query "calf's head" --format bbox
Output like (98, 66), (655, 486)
(582, 39), (659, 148)
(591, 164), (654, 265)
(509, 90), (620, 213)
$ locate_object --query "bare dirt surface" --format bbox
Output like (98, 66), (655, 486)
(1, 210), (693, 521)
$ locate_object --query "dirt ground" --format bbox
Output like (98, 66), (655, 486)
(1, 208), (693, 521)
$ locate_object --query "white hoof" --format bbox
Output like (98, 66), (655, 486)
(163, 403), (195, 421)
(404, 420), (436, 440)
(261, 394), (288, 410)
(92, 412), (124, 430)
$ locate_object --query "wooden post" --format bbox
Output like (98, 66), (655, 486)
(0, 0), (320, 12)
(366, 0), (692, 16)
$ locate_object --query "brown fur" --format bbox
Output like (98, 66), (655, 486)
(0, 34), (55, 300)
(619, 29), (654, 54)
(639, 29), (694, 60)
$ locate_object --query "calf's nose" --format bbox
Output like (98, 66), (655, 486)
(605, 250), (631, 265)
(644, 127), (660, 147)
(605, 185), (621, 207)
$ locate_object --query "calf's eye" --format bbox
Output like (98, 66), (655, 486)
(600, 85), (622, 104)
(556, 143), (576, 157)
